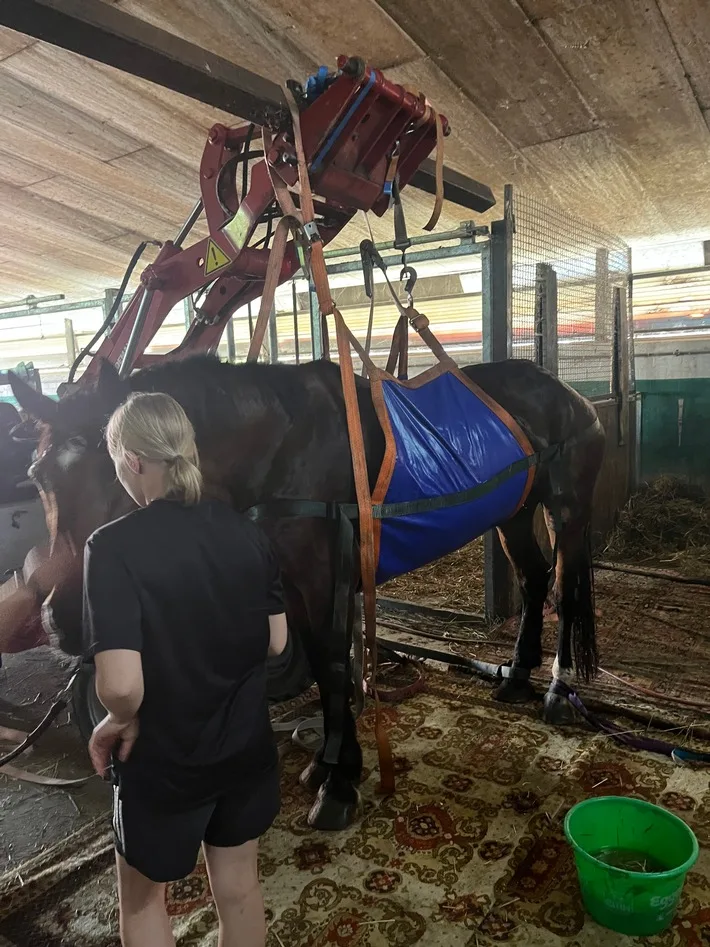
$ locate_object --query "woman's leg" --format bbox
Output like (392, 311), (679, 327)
(203, 840), (265, 947)
(116, 854), (175, 947)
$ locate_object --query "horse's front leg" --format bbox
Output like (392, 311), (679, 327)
(274, 521), (363, 830)
(297, 590), (362, 831)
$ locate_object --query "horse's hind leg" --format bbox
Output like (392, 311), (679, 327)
(494, 502), (551, 705)
(541, 503), (599, 725)
(542, 430), (603, 724)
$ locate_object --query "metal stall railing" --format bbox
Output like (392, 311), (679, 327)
(225, 214), (514, 620)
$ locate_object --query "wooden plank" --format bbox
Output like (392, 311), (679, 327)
(0, 71), (142, 161)
(0, 118), (203, 223)
(108, 68), (245, 132)
(656, 0), (710, 111)
(241, 0), (421, 70)
(387, 58), (548, 198)
(101, 233), (164, 266)
(100, 0), (312, 84)
(374, 0), (597, 148)
(2, 43), (213, 165)
(106, 147), (200, 201)
(0, 209), (140, 273)
(0, 181), (128, 243)
(0, 148), (52, 186)
(27, 176), (185, 239)
(0, 259), (102, 298)
(0, 25), (34, 59)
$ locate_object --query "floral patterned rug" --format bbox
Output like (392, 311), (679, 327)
(0, 669), (708, 947)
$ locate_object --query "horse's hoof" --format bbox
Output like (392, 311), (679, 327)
(299, 759), (329, 794)
(494, 676), (536, 705)
(307, 780), (360, 831)
(543, 690), (578, 726)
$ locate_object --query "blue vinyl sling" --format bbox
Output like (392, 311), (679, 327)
(373, 368), (533, 585)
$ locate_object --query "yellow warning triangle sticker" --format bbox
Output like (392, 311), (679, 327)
(204, 239), (232, 276)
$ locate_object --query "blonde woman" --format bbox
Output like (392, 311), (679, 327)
(84, 392), (287, 947)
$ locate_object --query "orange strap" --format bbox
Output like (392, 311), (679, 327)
(423, 109), (445, 233)
(334, 308), (394, 793)
(385, 315), (409, 378)
(246, 215), (299, 362)
(282, 86), (395, 794)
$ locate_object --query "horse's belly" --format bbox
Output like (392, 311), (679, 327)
(375, 370), (532, 585)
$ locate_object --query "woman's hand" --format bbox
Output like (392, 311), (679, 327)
(89, 714), (139, 778)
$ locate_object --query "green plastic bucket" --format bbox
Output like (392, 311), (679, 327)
(564, 796), (699, 936)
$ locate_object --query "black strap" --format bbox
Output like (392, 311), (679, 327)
(0, 667), (80, 769)
(246, 442), (561, 525)
(321, 507), (354, 766)
(392, 179), (410, 254)
(376, 636), (531, 680)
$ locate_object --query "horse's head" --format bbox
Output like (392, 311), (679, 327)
(9, 361), (135, 653)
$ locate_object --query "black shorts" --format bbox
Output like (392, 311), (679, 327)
(112, 766), (281, 883)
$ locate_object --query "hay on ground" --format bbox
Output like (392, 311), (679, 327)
(381, 538), (484, 611)
(604, 476), (710, 575)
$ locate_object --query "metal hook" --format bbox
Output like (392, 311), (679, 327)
(400, 264), (417, 305)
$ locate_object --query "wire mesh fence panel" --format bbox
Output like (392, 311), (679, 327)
(512, 193), (631, 398)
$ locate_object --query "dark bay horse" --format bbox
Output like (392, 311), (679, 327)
(8, 355), (604, 830)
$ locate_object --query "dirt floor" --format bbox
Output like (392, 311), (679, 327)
(0, 649), (110, 877)
(382, 478), (710, 713)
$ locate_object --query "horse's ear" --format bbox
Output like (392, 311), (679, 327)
(8, 372), (58, 423)
(96, 359), (129, 410)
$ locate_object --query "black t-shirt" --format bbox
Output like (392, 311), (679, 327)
(83, 498), (283, 808)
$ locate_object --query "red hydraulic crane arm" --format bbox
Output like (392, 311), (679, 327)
(77, 56), (460, 382)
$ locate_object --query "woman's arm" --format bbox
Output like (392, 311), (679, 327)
(94, 649), (144, 723)
(84, 535), (144, 775)
(268, 613), (288, 657)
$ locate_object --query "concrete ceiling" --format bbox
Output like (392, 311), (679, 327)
(0, 0), (709, 303)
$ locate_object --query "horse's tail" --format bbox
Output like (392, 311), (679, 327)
(572, 525), (598, 683)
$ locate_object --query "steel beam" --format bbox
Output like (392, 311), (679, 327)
(0, 0), (288, 127)
(0, 0), (495, 212)
(481, 185), (516, 622)
(410, 162), (495, 214)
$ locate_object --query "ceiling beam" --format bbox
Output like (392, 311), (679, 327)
(0, 0), (494, 213)
(0, 0), (289, 127)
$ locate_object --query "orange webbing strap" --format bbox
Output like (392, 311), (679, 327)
(333, 307), (395, 794)
(385, 315), (409, 379)
(282, 86), (394, 793)
(423, 109), (445, 233)
(246, 215), (299, 362)
(407, 306), (454, 366)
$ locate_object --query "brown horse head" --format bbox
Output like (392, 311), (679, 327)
(9, 361), (135, 653)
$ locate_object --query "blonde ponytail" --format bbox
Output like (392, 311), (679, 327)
(166, 453), (202, 506)
(106, 392), (203, 505)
